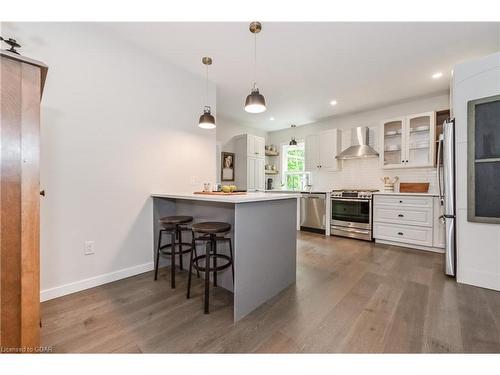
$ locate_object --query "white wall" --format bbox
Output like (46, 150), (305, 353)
(453, 52), (500, 291)
(267, 93), (450, 192)
(1, 22), (217, 300)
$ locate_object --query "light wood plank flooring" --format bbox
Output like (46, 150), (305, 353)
(41, 232), (500, 353)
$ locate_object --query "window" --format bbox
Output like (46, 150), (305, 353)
(281, 142), (310, 190)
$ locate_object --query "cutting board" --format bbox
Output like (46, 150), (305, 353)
(399, 182), (430, 193)
(194, 191), (247, 196)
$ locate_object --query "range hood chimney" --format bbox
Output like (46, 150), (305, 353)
(336, 127), (379, 160)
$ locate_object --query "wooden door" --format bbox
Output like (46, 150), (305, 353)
(0, 51), (47, 352)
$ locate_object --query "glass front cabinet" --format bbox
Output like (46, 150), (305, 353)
(380, 112), (436, 169)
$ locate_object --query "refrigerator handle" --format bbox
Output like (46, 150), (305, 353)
(437, 134), (444, 206)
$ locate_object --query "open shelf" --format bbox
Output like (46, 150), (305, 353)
(265, 170), (279, 175)
(265, 150), (279, 156)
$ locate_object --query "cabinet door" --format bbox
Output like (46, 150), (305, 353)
(254, 136), (265, 158)
(255, 158), (265, 190)
(381, 118), (406, 169)
(319, 129), (341, 171)
(305, 134), (320, 171)
(247, 157), (256, 190)
(405, 112), (435, 168)
(247, 135), (256, 157)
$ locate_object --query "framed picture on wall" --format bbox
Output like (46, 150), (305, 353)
(221, 152), (235, 181)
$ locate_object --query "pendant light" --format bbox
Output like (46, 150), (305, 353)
(245, 22), (266, 113)
(199, 57), (216, 129)
(289, 125), (298, 146)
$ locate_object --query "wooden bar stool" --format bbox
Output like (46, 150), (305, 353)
(187, 222), (234, 314)
(155, 215), (198, 288)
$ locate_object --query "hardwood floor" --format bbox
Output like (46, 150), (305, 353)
(41, 232), (500, 353)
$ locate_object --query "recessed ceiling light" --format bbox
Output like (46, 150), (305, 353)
(269, 117), (275, 121)
(432, 72), (443, 79)
(330, 100), (338, 106)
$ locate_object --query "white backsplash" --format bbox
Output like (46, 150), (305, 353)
(311, 158), (437, 193)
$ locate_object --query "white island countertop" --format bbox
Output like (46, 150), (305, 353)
(151, 191), (300, 203)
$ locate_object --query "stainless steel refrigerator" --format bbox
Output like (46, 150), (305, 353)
(437, 118), (456, 276)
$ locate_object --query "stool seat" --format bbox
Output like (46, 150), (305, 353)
(192, 221), (231, 234)
(159, 215), (193, 225)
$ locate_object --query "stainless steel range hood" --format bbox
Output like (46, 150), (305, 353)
(336, 127), (379, 160)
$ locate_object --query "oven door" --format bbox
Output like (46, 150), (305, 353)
(331, 198), (371, 230)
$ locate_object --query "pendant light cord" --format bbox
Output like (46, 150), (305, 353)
(253, 32), (257, 90)
(206, 63), (209, 107)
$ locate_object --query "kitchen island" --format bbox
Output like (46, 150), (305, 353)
(151, 192), (298, 321)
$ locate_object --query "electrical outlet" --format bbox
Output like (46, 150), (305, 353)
(84, 240), (95, 255)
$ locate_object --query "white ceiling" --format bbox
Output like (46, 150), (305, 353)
(103, 22), (499, 131)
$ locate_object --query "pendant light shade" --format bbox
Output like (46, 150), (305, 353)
(289, 124), (297, 146)
(245, 22), (267, 113)
(245, 88), (266, 113)
(199, 57), (216, 129)
(199, 106), (216, 129)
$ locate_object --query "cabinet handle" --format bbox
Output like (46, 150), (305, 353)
(40, 190), (45, 197)
(399, 200), (403, 203)
(398, 214), (404, 217)
(397, 232), (404, 236)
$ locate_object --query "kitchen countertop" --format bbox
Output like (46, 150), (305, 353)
(266, 189), (329, 194)
(151, 191), (300, 203)
(373, 191), (438, 196)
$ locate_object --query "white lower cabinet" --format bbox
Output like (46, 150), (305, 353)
(373, 222), (434, 247)
(373, 193), (444, 252)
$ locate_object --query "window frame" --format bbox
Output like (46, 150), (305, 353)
(281, 141), (309, 191)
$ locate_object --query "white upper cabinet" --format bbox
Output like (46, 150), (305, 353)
(305, 134), (320, 171)
(319, 130), (342, 170)
(381, 111), (435, 169)
(246, 134), (265, 158)
(305, 129), (341, 171)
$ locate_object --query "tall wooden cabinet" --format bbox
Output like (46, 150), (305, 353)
(0, 50), (47, 351)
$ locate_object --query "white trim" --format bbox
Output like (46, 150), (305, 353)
(40, 262), (154, 302)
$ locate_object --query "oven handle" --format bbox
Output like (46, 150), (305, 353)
(331, 226), (371, 235)
(331, 198), (370, 203)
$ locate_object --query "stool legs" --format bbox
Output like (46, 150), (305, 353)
(213, 237), (218, 287)
(187, 234), (195, 299)
(170, 232), (176, 289)
(228, 238), (234, 285)
(178, 226), (184, 270)
(204, 236), (211, 314)
(154, 230), (163, 281)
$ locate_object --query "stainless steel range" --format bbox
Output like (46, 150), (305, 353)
(330, 189), (379, 241)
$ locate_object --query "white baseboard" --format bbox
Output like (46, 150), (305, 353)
(40, 262), (154, 302)
(375, 239), (445, 254)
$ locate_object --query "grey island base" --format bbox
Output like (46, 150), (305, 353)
(151, 192), (298, 322)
